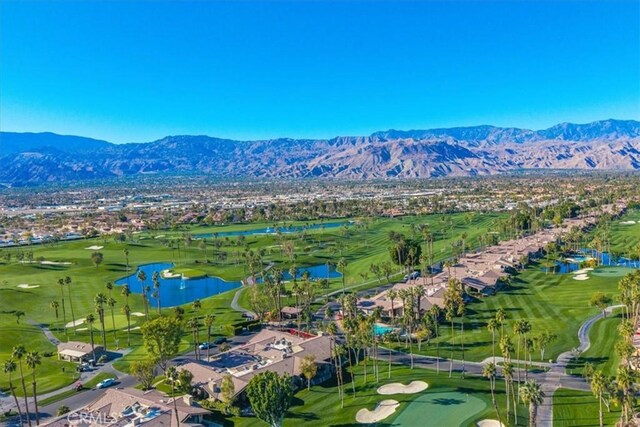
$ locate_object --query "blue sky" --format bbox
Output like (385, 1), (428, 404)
(1, 0), (639, 143)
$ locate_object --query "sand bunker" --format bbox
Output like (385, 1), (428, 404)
(162, 269), (181, 279)
(154, 235), (166, 239)
(573, 268), (594, 275)
(477, 420), (505, 427)
(85, 245), (104, 250)
(76, 327), (88, 331)
(131, 312), (145, 317)
(20, 260), (72, 265)
(620, 221), (637, 225)
(573, 274), (590, 281)
(17, 284), (40, 289)
(356, 400), (400, 424)
(130, 326), (141, 331)
(377, 381), (428, 395)
(66, 319), (85, 328)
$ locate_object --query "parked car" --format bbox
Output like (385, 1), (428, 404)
(77, 363), (91, 372)
(213, 337), (227, 345)
(96, 378), (116, 389)
(198, 342), (211, 350)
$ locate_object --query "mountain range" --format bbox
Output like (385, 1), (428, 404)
(1, 119), (639, 185)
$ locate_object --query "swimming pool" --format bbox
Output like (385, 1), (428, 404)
(373, 323), (395, 336)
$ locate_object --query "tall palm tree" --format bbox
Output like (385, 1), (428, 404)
(122, 305), (131, 347)
(495, 308), (506, 339)
(121, 285), (131, 346)
(12, 345), (31, 427)
(25, 352), (41, 425)
(3, 359), (24, 426)
(519, 380), (544, 427)
(65, 276), (77, 334)
(94, 293), (108, 350)
(85, 314), (97, 362)
(57, 278), (67, 333)
(337, 257), (347, 294)
(50, 300), (60, 320)
(487, 318), (498, 362)
(204, 314), (215, 361)
(152, 272), (161, 314)
(483, 362), (502, 426)
(137, 270), (148, 320)
(123, 248), (130, 271)
(387, 289), (397, 324)
(187, 318), (200, 360)
(192, 299), (202, 315)
(590, 370), (607, 427)
(165, 366), (181, 426)
(105, 283), (118, 346)
(107, 297), (117, 348)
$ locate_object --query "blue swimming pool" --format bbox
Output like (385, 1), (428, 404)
(114, 263), (241, 308)
(373, 323), (395, 336)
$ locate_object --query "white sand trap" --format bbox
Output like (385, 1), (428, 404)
(154, 235), (166, 239)
(76, 327), (88, 331)
(620, 221), (637, 225)
(131, 312), (145, 317)
(41, 261), (72, 265)
(356, 400), (400, 424)
(377, 380), (428, 395)
(130, 326), (141, 331)
(66, 319), (85, 328)
(85, 245), (104, 250)
(573, 268), (594, 275)
(17, 284), (40, 289)
(161, 269), (181, 279)
(573, 274), (590, 281)
(477, 420), (505, 427)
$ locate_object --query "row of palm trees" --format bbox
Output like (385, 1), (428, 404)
(3, 345), (41, 426)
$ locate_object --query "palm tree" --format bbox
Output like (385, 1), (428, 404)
(165, 366), (181, 426)
(495, 308), (506, 339)
(121, 285), (131, 346)
(204, 314), (215, 361)
(65, 276), (77, 334)
(519, 379), (544, 427)
(3, 359), (24, 426)
(337, 257), (347, 294)
(50, 300), (60, 320)
(590, 370), (607, 427)
(137, 270), (148, 320)
(187, 318), (200, 360)
(86, 314), (97, 362)
(483, 362), (502, 426)
(123, 248), (130, 271)
(105, 283), (118, 346)
(122, 305), (132, 347)
(94, 293), (108, 350)
(57, 278), (67, 333)
(152, 272), (161, 314)
(487, 318), (498, 361)
(12, 345), (31, 427)
(387, 289), (397, 323)
(192, 299), (202, 315)
(25, 352), (41, 425)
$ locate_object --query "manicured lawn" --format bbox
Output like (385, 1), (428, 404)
(211, 364), (529, 426)
(553, 388), (621, 427)
(566, 311), (623, 378)
(0, 213), (504, 395)
(394, 263), (624, 362)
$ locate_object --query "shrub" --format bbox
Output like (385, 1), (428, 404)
(56, 406), (70, 416)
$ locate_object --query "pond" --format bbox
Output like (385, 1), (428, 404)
(193, 220), (352, 239)
(542, 249), (640, 274)
(114, 262), (242, 308)
(258, 263), (342, 282)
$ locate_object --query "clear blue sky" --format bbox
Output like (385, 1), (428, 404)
(1, 0), (639, 143)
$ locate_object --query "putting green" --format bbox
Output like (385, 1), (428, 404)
(392, 390), (487, 426)
(591, 267), (635, 278)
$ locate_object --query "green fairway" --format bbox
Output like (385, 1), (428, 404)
(211, 364), (528, 426)
(566, 311), (622, 378)
(553, 388), (621, 426)
(591, 267), (632, 278)
(396, 261), (625, 362)
(0, 213), (504, 395)
(392, 390), (487, 426)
